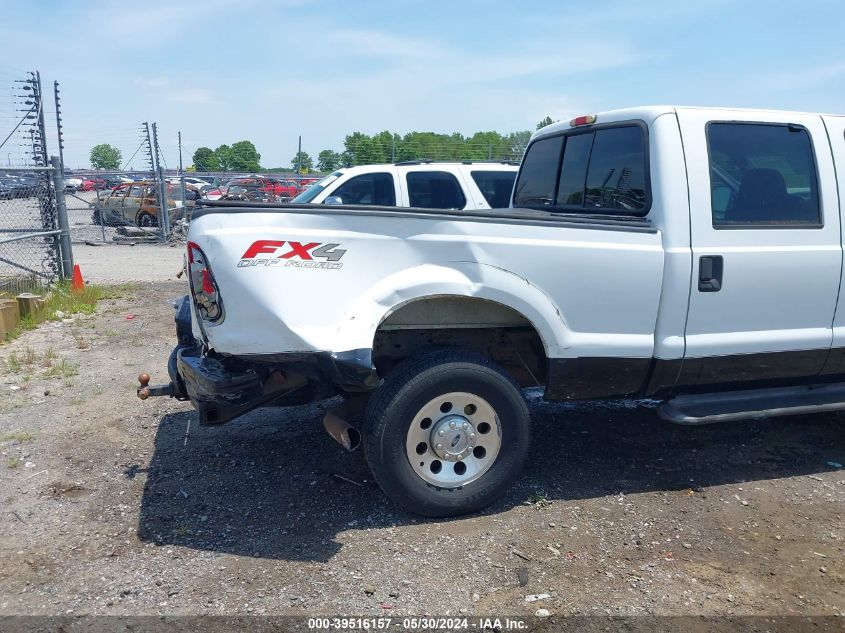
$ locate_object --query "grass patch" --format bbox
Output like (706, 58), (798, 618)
(1, 282), (138, 343)
(43, 359), (79, 379)
(7, 456), (21, 469)
(1, 431), (35, 443)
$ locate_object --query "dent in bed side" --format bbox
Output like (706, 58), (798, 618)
(334, 262), (566, 359)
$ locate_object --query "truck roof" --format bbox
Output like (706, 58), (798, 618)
(533, 105), (845, 140)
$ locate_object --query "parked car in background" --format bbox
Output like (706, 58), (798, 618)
(0, 174), (42, 198)
(218, 178), (275, 202)
(105, 175), (133, 188)
(93, 181), (179, 227)
(292, 161), (519, 209)
(183, 176), (212, 188)
(64, 175), (83, 190)
(81, 177), (107, 191)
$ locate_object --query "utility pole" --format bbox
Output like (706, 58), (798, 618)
(34, 71), (48, 167)
(151, 123), (170, 239)
(143, 122), (154, 173)
(177, 130), (186, 214)
(53, 81), (65, 172)
(296, 135), (302, 189)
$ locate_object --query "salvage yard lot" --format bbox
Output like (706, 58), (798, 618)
(0, 274), (843, 616)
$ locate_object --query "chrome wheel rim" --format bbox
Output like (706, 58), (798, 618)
(405, 391), (502, 488)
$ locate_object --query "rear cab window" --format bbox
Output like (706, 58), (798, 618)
(707, 122), (820, 227)
(406, 171), (467, 209)
(513, 123), (649, 215)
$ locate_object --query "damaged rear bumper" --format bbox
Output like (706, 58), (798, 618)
(140, 295), (380, 426)
(173, 347), (378, 426)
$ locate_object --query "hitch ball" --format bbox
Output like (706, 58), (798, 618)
(137, 373), (175, 400)
(137, 373), (151, 400)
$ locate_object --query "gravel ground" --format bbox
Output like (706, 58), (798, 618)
(0, 281), (843, 618)
(72, 243), (184, 284)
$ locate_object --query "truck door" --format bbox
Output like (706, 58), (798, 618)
(676, 109), (841, 386)
(820, 115), (845, 376)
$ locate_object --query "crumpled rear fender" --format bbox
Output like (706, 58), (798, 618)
(333, 262), (568, 357)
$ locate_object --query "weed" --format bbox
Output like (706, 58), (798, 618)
(70, 393), (86, 406)
(7, 456), (21, 469)
(72, 332), (90, 350)
(44, 359), (79, 379)
(42, 348), (57, 368)
(1, 431), (35, 442)
(6, 353), (21, 373)
(527, 492), (552, 508)
(22, 347), (36, 366)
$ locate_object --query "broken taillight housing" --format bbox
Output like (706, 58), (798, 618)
(187, 241), (223, 322)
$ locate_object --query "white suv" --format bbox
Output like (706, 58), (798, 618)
(291, 161), (518, 210)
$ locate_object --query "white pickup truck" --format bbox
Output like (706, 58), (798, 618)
(139, 106), (845, 517)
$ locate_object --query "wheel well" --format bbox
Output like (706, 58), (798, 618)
(373, 296), (547, 387)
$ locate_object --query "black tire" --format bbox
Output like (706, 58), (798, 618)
(362, 349), (530, 517)
(137, 212), (158, 228)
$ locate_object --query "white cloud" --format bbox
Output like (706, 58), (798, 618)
(133, 76), (169, 89)
(166, 88), (215, 105)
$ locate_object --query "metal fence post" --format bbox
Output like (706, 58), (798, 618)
(50, 156), (73, 278)
(179, 174), (187, 222)
(158, 165), (170, 240)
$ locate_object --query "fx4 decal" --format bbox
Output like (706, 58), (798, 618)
(237, 240), (347, 270)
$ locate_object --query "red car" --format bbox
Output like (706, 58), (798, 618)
(81, 177), (107, 191)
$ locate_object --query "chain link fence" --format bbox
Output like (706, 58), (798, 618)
(0, 68), (71, 295)
(0, 164), (70, 295)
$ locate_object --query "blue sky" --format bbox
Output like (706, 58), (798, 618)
(1, 0), (843, 169)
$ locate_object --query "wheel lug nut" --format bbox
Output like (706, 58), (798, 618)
(438, 429), (445, 436)
(462, 423), (469, 430)
(457, 455), (463, 461)
(436, 443), (443, 450)
(469, 433), (476, 440)
(449, 421), (456, 429)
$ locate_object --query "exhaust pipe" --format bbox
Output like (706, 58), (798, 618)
(322, 397), (367, 451)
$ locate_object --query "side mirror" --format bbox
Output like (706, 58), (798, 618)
(324, 196), (343, 205)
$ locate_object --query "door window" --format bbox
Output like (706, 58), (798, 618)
(331, 173), (395, 206)
(406, 171), (467, 209)
(707, 123), (820, 226)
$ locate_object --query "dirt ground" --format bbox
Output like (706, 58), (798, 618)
(0, 277), (843, 618)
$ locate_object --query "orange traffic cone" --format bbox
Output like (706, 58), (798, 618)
(71, 264), (84, 293)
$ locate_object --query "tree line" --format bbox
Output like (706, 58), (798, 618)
(88, 118), (555, 173)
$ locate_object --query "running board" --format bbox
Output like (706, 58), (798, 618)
(658, 382), (845, 425)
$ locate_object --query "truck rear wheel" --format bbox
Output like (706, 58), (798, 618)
(362, 349), (530, 517)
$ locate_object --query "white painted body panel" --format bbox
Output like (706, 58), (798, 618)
(190, 210), (664, 359)
(676, 108), (842, 359)
(823, 115), (845, 350)
(188, 105), (845, 379)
